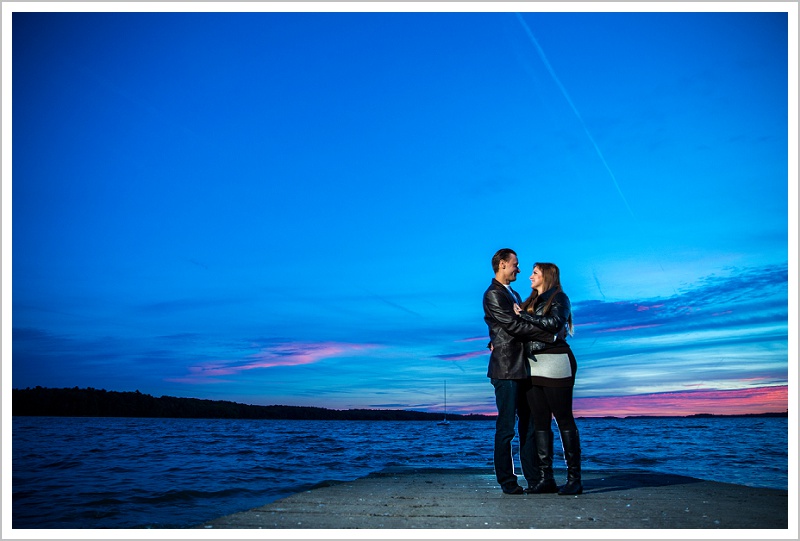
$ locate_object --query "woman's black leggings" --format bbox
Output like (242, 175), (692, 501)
(527, 384), (578, 432)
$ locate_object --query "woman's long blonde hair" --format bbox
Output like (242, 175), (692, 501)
(520, 262), (574, 336)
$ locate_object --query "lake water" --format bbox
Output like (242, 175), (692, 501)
(11, 416), (788, 529)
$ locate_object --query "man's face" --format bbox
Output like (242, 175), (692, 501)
(499, 254), (521, 284)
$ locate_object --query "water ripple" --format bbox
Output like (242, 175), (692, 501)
(12, 416), (788, 529)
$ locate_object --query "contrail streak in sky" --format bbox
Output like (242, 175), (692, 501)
(515, 13), (637, 221)
(592, 269), (607, 301)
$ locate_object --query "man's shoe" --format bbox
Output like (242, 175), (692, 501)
(501, 484), (524, 495)
(524, 479), (558, 494)
(558, 480), (583, 495)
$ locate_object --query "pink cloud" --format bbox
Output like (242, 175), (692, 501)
(574, 385), (788, 417)
(711, 310), (734, 316)
(634, 303), (664, 312)
(595, 323), (662, 333)
(245, 342), (365, 369)
(169, 341), (379, 384)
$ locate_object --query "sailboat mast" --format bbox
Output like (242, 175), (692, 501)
(438, 380), (450, 425)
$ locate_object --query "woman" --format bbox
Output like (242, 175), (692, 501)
(514, 262), (582, 495)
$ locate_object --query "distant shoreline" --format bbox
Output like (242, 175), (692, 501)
(12, 386), (788, 421)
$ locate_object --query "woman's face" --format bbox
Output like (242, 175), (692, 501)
(529, 266), (545, 292)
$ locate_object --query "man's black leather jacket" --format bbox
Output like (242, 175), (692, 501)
(518, 287), (571, 353)
(483, 279), (556, 379)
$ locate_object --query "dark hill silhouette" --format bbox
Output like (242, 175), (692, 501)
(12, 386), (787, 421)
(11, 386), (492, 421)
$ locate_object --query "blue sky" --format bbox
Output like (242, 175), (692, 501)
(4, 4), (796, 417)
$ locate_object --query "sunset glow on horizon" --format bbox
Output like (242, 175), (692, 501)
(571, 385), (790, 418)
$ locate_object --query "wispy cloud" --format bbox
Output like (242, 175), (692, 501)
(246, 342), (377, 369)
(571, 265), (787, 380)
(360, 288), (424, 317)
(136, 297), (246, 315)
(594, 323), (662, 333)
(168, 341), (380, 384)
(573, 263), (787, 338)
(435, 350), (488, 362)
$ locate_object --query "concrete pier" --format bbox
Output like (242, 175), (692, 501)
(196, 467), (789, 531)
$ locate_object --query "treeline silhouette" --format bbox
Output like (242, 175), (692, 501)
(12, 386), (788, 421)
(12, 386), (493, 421)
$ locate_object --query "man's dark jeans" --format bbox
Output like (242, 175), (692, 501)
(491, 378), (536, 490)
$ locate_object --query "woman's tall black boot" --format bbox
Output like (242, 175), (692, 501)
(526, 430), (558, 494)
(558, 429), (583, 495)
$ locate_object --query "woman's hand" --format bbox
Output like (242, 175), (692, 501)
(513, 303), (522, 315)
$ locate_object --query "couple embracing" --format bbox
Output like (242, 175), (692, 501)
(482, 248), (582, 496)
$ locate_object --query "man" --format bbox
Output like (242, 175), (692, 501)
(483, 248), (557, 495)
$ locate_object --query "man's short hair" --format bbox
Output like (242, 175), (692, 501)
(491, 248), (517, 273)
